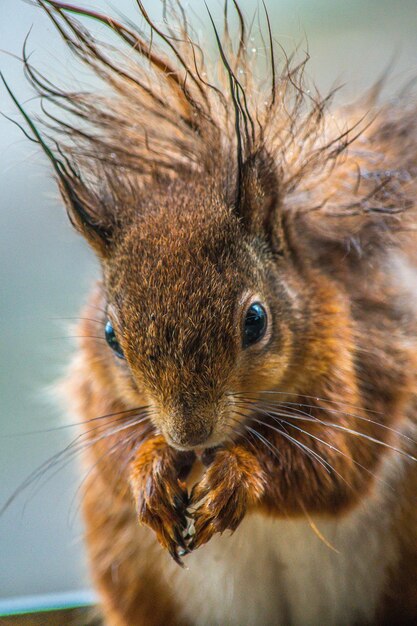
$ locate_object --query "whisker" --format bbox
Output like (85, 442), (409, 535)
(250, 416), (333, 475)
(235, 409), (324, 469)
(1, 410), (153, 515)
(233, 406), (394, 498)
(84, 304), (107, 315)
(68, 423), (155, 525)
(227, 414), (263, 455)
(241, 398), (416, 474)
(21, 413), (153, 514)
(302, 507), (340, 554)
(229, 390), (384, 416)
(233, 396), (417, 447)
(243, 424), (282, 460)
(80, 409), (156, 441)
(258, 404), (417, 464)
(49, 316), (104, 324)
(272, 416), (399, 495)
(231, 409), (281, 459)
(275, 399), (416, 446)
(234, 401), (317, 428)
(313, 421), (417, 463)
(2, 405), (152, 437)
(49, 335), (107, 341)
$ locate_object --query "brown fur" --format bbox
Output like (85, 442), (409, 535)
(7, 1), (417, 624)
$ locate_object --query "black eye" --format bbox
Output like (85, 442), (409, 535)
(243, 302), (268, 348)
(105, 320), (125, 359)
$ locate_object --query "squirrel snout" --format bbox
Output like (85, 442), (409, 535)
(150, 392), (228, 450)
(163, 419), (214, 450)
(153, 394), (231, 450)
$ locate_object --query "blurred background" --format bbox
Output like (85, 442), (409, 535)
(1, 0), (416, 604)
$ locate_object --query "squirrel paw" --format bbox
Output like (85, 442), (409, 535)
(130, 435), (194, 565)
(187, 445), (265, 551)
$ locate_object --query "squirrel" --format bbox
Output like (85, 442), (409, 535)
(4, 0), (417, 624)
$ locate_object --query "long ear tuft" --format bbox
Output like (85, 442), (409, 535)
(238, 151), (283, 253)
(58, 179), (114, 254)
(0, 70), (113, 254)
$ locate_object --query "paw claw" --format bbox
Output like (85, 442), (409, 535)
(168, 544), (184, 567)
(174, 527), (188, 551)
(130, 437), (195, 561)
(173, 489), (189, 511)
(185, 445), (265, 551)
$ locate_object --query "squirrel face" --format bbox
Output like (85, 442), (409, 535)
(100, 179), (300, 450)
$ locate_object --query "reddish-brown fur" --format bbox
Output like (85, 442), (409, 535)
(8, 1), (417, 624)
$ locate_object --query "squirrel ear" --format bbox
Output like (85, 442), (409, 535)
(0, 72), (113, 255)
(59, 179), (114, 256)
(238, 151), (283, 252)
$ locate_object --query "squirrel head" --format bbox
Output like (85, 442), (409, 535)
(68, 163), (359, 451)
(78, 168), (307, 450)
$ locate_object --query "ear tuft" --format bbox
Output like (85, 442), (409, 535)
(59, 179), (114, 256)
(238, 151), (282, 252)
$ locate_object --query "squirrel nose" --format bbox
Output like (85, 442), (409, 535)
(166, 422), (213, 449)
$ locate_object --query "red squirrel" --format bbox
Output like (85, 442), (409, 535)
(5, 1), (417, 624)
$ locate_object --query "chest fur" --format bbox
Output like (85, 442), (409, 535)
(167, 486), (398, 626)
